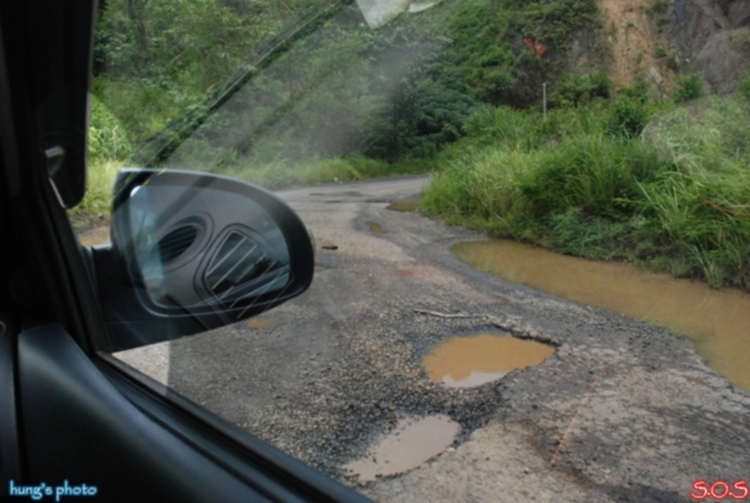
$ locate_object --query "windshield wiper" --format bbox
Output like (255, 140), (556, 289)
(129, 0), (352, 167)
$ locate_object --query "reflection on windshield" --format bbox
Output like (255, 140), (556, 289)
(157, 1), (444, 176)
(355, 0), (409, 28)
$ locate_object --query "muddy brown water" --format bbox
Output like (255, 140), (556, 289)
(342, 415), (460, 482)
(366, 221), (387, 234)
(423, 333), (554, 387)
(247, 317), (283, 329)
(454, 239), (750, 391)
(77, 227), (110, 247)
(386, 196), (421, 213)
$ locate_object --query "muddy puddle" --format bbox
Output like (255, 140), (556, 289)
(366, 221), (387, 234)
(423, 333), (554, 387)
(247, 317), (283, 329)
(77, 227), (110, 247)
(386, 196), (421, 213)
(342, 415), (460, 482)
(454, 239), (750, 391)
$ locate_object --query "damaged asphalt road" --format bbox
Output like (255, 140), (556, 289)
(118, 175), (750, 503)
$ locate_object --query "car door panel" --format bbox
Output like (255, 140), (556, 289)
(18, 324), (278, 502)
(17, 324), (371, 502)
(0, 321), (21, 482)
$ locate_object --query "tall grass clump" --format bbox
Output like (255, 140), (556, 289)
(542, 99), (612, 138)
(551, 71), (611, 107)
(740, 72), (750, 100)
(644, 96), (750, 172)
(423, 146), (533, 235)
(462, 105), (543, 151)
(519, 135), (661, 219)
(636, 96), (750, 288)
(425, 131), (665, 259)
(426, 93), (750, 290)
(70, 97), (132, 222)
(607, 96), (651, 138)
(217, 155), (415, 190)
(673, 73), (705, 103)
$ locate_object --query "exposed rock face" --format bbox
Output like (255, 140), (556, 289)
(664, 0), (750, 93)
(695, 28), (750, 93)
(589, 0), (749, 96)
(728, 0), (750, 28)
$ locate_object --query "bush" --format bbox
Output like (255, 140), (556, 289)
(70, 96), (131, 219)
(552, 71), (611, 107)
(463, 105), (543, 151)
(608, 97), (650, 138)
(618, 78), (650, 103)
(740, 73), (750, 100)
(673, 73), (704, 103)
(518, 135), (660, 219)
(427, 94), (750, 289)
(88, 95), (132, 163)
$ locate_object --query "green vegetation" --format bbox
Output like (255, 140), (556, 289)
(78, 0), (600, 221)
(89, 0), (602, 162)
(217, 155), (426, 189)
(424, 95), (750, 290)
(607, 96), (651, 137)
(551, 71), (611, 107)
(79, 0), (750, 296)
(73, 96), (131, 220)
(673, 73), (705, 103)
(740, 72), (750, 100)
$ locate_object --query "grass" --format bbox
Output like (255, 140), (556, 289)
(216, 155), (428, 190)
(70, 96), (434, 230)
(68, 97), (130, 228)
(424, 94), (750, 291)
(75, 64), (750, 294)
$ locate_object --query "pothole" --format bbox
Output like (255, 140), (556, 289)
(422, 333), (554, 388)
(386, 195), (421, 212)
(455, 238), (750, 391)
(366, 221), (386, 234)
(247, 317), (283, 329)
(77, 227), (110, 247)
(342, 415), (460, 482)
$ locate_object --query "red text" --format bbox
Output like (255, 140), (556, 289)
(691, 480), (748, 500)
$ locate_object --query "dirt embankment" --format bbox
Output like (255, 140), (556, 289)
(598, 0), (676, 95)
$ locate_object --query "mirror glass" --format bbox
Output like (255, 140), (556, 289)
(117, 182), (291, 315)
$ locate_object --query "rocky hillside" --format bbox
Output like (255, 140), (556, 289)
(666, 0), (750, 93)
(596, 0), (750, 95)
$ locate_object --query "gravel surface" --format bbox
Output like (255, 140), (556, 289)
(117, 175), (750, 503)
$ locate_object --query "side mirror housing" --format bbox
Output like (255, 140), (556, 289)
(92, 169), (314, 351)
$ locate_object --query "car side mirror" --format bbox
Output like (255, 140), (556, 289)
(91, 169), (314, 351)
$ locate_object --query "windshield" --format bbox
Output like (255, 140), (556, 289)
(76, 0), (750, 500)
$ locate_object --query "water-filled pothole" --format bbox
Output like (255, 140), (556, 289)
(454, 239), (750, 391)
(77, 227), (110, 247)
(366, 221), (386, 234)
(423, 333), (554, 388)
(386, 196), (421, 213)
(247, 317), (283, 329)
(342, 415), (460, 482)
